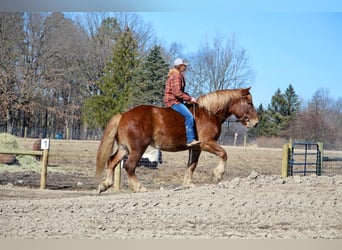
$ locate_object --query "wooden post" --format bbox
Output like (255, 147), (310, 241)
(40, 149), (49, 189)
(40, 138), (50, 189)
(66, 127), (70, 141)
(233, 132), (238, 146)
(113, 161), (122, 191)
(24, 127), (27, 140)
(281, 143), (290, 177)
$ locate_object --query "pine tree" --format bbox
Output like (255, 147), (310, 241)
(83, 27), (139, 128)
(265, 88), (287, 135)
(283, 84), (300, 118)
(131, 45), (169, 107)
(255, 84), (300, 137)
(279, 84), (301, 135)
(248, 103), (267, 137)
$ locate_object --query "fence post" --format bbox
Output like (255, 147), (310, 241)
(24, 127), (27, 140)
(66, 127), (70, 140)
(40, 139), (50, 189)
(114, 161), (121, 191)
(40, 149), (49, 189)
(243, 134), (247, 148)
(281, 143), (291, 177)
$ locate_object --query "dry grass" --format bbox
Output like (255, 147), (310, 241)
(1, 137), (340, 190)
(13, 138), (283, 188)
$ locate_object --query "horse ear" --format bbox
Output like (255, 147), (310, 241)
(241, 87), (251, 96)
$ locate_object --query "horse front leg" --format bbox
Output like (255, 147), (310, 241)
(212, 158), (227, 183)
(183, 148), (201, 187)
(201, 140), (227, 183)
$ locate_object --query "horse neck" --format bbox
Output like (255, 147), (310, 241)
(197, 89), (241, 121)
(194, 103), (230, 124)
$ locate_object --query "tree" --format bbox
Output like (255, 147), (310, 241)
(255, 84), (300, 137)
(0, 13), (25, 134)
(288, 88), (342, 149)
(0, 12), (158, 137)
(264, 88), (287, 135)
(83, 27), (139, 128)
(186, 34), (255, 96)
(17, 13), (48, 137)
(131, 45), (169, 107)
(283, 84), (300, 117)
(248, 103), (267, 137)
(40, 12), (90, 138)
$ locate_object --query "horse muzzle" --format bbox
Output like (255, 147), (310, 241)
(241, 117), (258, 128)
(246, 118), (259, 128)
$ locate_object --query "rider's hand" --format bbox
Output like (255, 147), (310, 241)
(190, 97), (197, 103)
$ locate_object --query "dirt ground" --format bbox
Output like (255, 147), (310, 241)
(0, 138), (341, 239)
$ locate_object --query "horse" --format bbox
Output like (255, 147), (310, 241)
(95, 87), (259, 193)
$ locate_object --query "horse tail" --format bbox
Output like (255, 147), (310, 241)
(95, 114), (122, 178)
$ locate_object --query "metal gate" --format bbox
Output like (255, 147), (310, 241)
(289, 142), (323, 176)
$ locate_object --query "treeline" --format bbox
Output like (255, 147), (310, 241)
(250, 85), (342, 149)
(0, 12), (341, 149)
(0, 12), (253, 139)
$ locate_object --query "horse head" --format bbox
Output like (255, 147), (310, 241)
(230, 87), (259, 128)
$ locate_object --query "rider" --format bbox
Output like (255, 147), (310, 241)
(164, 58), (201, 147)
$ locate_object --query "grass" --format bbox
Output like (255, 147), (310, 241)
(1, 136), (340, 190)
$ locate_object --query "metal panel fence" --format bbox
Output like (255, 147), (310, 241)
(282, 141), (342, 177)
(322, 156), (342, 176)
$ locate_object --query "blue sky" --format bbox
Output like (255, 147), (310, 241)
(139, 11), (342, 106)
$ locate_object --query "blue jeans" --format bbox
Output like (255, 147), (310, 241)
(171, 103), (196, 143)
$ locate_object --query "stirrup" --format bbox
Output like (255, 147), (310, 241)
(186, 140), (201, 147)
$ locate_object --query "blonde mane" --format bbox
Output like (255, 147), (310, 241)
(197, 89), (241, 114)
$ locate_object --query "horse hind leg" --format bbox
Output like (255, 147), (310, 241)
(98, 148), (127, 193)
(124, 153), (147, 192)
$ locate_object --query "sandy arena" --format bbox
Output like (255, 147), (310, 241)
(0, 139), (341, 239)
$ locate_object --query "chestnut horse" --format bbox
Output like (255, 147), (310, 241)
(96, 87), (258, 193)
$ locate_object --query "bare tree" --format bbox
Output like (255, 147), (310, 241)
(0, 13), (25, 134)
(74, 12), (157, 94)
(73, 12), (114, 81)
(163, 42), (185, 67)
(110, 13), (155, 57)
(187, 34), (255, 96)
(288, 88), (342, 149)
(14, 13), (49, 136)
(39, 12), (90, 138)
(74, 12), (155, 60)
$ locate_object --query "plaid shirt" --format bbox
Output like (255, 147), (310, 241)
(163, 68), (192, 107)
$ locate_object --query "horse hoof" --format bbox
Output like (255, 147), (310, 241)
(211, 173), (221, 184)
(138, 186), (147, 192)
(131, 186), (147, 193)
(211, 176), (221, 184)
(97, 183), (107, 194)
